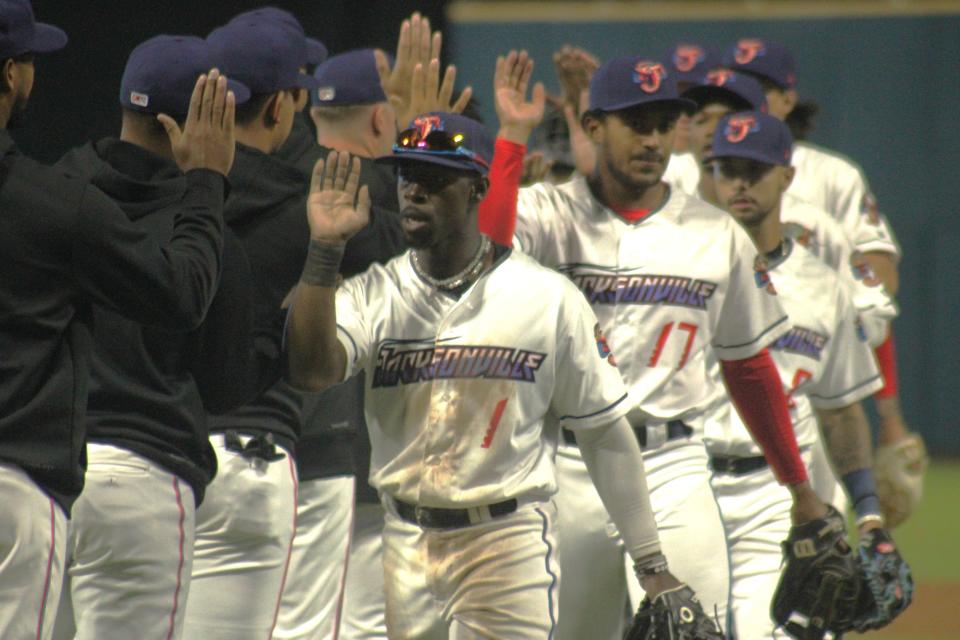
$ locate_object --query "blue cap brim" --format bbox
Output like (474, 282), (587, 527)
(682, 86), (755, 112)
(375, 150), (488, 175)
(597, 96), (698, 114)
(706, 148), (788, 166)
(28, 23), (68, 54)
(226, 78), (251, 105)
(306, 38), (328, 65)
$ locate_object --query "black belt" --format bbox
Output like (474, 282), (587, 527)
(709, 454), (768, 476)
(393, 498), (518, 530)
(224, 430), (286, 463)
(562, 420), (692, 449)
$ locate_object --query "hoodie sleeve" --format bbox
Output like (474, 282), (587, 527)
(72, 169), (226, 331)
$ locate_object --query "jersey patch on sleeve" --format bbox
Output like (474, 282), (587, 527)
(860, 192), (881, 226)
(850, 251), (882, 287)
(594, 323), (618, 366)
(753, 255), (778, 295)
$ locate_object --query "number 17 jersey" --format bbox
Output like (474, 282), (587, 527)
(515, 177), (789, 421)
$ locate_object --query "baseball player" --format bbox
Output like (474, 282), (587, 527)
(180, 15), (319, 640)
(705, 110), (911, 637)
(479, 54), (837, 640)
(51, 37), (259, 640)
(285, 113), (719, 639)
(720, 39), (924, 524)
(0, 3), (231, 638)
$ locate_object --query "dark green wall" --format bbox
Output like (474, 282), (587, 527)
(451, 13), (960, 454)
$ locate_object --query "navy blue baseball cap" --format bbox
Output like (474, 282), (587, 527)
(682, 69), (767, 113)
(0, 0), (67, 59)
(589, 55), (696, 113)
(665, 43), (720, 84)
(207, 20), (318, 94)
(227, 7), (327, 66)
(120, 35), (251, 118)
(722, 39), (797, 89)
(707, 111), (793, 166)
(376, 112), (493, 176)
(311, 49), (387, 108)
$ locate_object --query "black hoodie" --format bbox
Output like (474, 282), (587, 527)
(56, 139), (281, 504)
(0, 131), (225, 513)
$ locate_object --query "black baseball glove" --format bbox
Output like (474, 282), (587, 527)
(624, 584), (723, 640)
(852, 527), (913, 631)
(771, 505), (861, 639)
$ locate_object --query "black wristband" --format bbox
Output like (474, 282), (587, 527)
(301, 239), (345, 287)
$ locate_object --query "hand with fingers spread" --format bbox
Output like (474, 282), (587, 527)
(307, 150), (371, 244)
(494, 50), (546, 145)
(520, 151), (553, 187)
(562, 88), (598, 176)
(375, 12), (442, 127)
(158, 68), (236, 176)
(405, 58), (473, 127)
(553, 44), (599, 110)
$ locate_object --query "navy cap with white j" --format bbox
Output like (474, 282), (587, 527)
(311, 49), (387, 108)
(682, 69), (767, 113)
(722, 38), (797, 90)
(588, 55), (697, 113)
(708, 111), (793, 166)
(376, 112), (493, 176)
(0, 0), (67, 59)
(665, 43), (720, 85)
(120, 35), (251, 118)
(207, 20), (318, 94)
(227, 7), (328, 66)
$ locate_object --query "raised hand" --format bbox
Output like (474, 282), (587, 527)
(405, 58), (473, 126)
(520, 151), (553, 186)
(375, 12), (444, 127)
(553, 45), (599, 109)
(307, 150), (371, 244)
(494, 50), (546, 144)
(562, 88), (597, 176)
(158, 69), (236, 177)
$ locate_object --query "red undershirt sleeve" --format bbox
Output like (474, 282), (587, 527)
(720, 348), (808, 485)
(477, 138), (525, 246)
(873, 330), (899, 399)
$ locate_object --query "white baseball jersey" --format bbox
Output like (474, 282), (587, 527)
(789, 141), (900, 257)
(781, 192), (898, 345)
(663, 152), (701, 197)
(514, 176), (789, 422)
(705, 239), (884, 457)
(335, 248), (630, 508)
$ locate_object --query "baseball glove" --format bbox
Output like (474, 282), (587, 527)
(771, 505), (861, 639)
(875, 432), (929, 528)
(852, 528), (914, 631)
(624, 584), (723, 640)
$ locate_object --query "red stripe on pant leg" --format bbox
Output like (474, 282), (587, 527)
(331, 481), (357, 640)
(35, 498), (56, 640)
(166, 478), (187, 640)
(268, 456), (299, 639)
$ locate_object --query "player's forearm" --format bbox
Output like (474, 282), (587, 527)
(864, 251), (899, 296)
(285, 241), (348, 392)
(575, 416), (661, 561)
(816, 403), (873, 477)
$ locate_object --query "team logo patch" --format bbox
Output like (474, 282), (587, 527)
(860, 192), (881, 226)
(673, 45), (704, 73)
(725, 114), (760, 143)
(129, 91), (149, 107)
(753, 255), (777, 295)
(784, 222), (820, 257)
(734, 38), (766, 65)
(594, 323), (618, 366)
(850, 251), (882, 287)
(632, 61), (667, 94)
(772, 326), (827, 360)
(372, 343), (546, 388)
(707, 69), (734, 87)
(317, 86), (336, 101)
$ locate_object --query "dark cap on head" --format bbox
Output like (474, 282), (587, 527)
(708, 111), (793, 166)
(682, 70), (767, 113)
(589, 55), (697, 113)
(311, 49), (387, 108)
(207, 20), (319, 94)
(120, 35), (251, 118)
(376, 112), (493, 176)
(722, 39), (797, 89)
(0, 0), (67, 59)
(227, 6), (327, 66)
(665, 43), (720, 84)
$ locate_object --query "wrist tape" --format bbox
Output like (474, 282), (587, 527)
(301, 239), (345, 287)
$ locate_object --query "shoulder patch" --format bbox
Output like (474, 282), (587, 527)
(850, 251), (881, 287)
(754, 255), (777, 295)
(594, 323), (618, 366)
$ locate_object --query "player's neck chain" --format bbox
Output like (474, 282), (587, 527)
(411, 235), (492, 291)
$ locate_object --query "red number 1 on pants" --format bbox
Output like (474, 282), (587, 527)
(648, 321), (698, 370)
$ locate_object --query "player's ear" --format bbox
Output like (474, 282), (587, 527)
(471, 176), (489, 202)
(583, 111), (605, 143)
(783, 89), (798, 114)
(1, 58), (16, 93)
(783, 165), (796, 190)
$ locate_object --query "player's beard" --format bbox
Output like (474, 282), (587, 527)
(606, 153), (663, 194)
